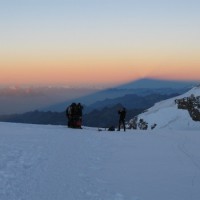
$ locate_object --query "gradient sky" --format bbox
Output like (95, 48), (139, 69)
(1, 0), (200, 86)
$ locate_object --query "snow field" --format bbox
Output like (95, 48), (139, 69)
(0, 122), (200, 200)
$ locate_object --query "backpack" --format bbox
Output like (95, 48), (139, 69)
(108, 126), (115, 131)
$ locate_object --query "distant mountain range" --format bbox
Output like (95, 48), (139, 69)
(85, 93), (179, 113)
(0, 78), (199, 128)
(0, 93), (187, 128)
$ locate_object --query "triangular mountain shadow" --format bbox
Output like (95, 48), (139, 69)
(42, 78), (198, 112)
(116, 78), (198, 89)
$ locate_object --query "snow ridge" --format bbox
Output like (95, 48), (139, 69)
(129, 86), (200, 130)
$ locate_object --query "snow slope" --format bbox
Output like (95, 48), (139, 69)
(135, 86), (200, 130)
(1, 122), (200, 200)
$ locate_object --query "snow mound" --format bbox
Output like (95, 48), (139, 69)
(132, 86), (200, 130)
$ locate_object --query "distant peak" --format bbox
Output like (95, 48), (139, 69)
(117, 78), (197, 89)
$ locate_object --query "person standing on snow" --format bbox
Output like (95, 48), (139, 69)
(117, 107), (126, 132)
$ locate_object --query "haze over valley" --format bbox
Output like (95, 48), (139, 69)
(0, 85), (98, 115)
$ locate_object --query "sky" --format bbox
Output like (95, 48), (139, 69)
(0, 0), (200, 87)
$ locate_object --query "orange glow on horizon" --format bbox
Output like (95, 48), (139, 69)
(1, 49), (200, 86)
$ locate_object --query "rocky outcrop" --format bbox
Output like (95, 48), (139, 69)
(175, 94), (200, 121)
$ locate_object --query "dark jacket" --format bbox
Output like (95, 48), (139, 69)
(118, 108), (126, 121)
